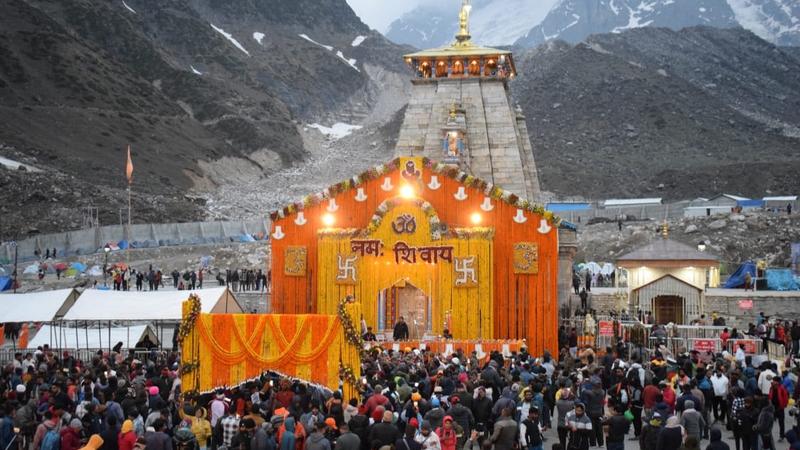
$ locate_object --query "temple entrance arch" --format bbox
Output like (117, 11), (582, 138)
(379, 278), (431, 340)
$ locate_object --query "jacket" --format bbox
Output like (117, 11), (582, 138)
(60, 426), (83, 450)
(305, 431), (331, 450)
(769, 384), (789, 409)
(368, 422), (399, 449)
(755, 404), (775, 435)
(679, 409), (705, 441)
(334, 432), (361, 450)
(489, 418), (517, 450)
(447, 404), (474, 435)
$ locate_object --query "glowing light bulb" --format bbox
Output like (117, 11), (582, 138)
(400, 184), (415, 199)
(470, 212), (482, 224)
(322, 213), (335, 226)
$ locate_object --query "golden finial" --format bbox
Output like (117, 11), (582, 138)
(661, 221), (669, 238)
(454, 0), (472, 47)
(449, 103), (457, 119)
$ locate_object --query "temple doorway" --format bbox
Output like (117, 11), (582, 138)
(379, 280), (430, 340)
(654, 295), (684, 325)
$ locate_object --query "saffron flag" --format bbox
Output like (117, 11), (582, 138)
(125, 145), (133, 184)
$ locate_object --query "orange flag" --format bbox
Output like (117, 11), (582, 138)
(125, 145), (133, 184)
(18, 323), (29, 350)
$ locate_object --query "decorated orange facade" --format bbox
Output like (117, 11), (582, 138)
(269, 157), (560, 355)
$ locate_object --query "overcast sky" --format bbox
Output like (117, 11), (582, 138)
(346, 0), (425, 33)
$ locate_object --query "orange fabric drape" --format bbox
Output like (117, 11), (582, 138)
(18, 323), (29, 349)
(182, 313), (359, 394)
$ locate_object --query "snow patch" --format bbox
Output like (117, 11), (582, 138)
(122, 0), (136, 13)
(307, 123), (362, 140)
(351, 35), (367, 47)
(726, 0), (800, 43)
(588, 42), (612, 54)
(612, 1), (656, 33)
(253, 32), (265, 45)
(0, 156), (41, 172)
(699, 7), (707, 12)
(210, 24), (250, 56)
(299, 34), (333, 51)
(190, 65), (203, 75)
(335, 50), (360, 72)
(298, 34), (359, 72)
(656, 68), (668, 77)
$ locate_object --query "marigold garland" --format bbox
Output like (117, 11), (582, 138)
(178, 294), (201, 346)
(337, 297), (366, 395)
(268, 157), (563, 228)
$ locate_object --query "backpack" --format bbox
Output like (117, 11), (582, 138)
(41, 425), (61, 450)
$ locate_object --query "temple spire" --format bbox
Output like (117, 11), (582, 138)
(454, 0), (472, 47)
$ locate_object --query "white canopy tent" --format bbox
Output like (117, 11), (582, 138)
(26, 324), (158, 350)
(0, 289), (79, 323)
(63, 287), (242, 321)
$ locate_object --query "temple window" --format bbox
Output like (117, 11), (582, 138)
(436, 61), (448, 78)
(485, 58), (497, 76)
(468, 60), (480, 76)
(452, 60), (464, 75)
(420, 61), (432, 78)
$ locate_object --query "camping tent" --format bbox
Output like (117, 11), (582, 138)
(0, 276), (12, 291)
(26, 324), (158, 349)
(723, 261), (757, 288)
(70, 262), (87, 273)
(63, 286), (242, 321)
(0, 289), (80, 322)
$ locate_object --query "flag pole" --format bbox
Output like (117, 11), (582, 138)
(126, 145), (133, 266)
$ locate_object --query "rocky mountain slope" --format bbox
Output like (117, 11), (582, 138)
(578, 211), (800, 272)
(0, 0), (409, 237)
(512, 26), (800, 200)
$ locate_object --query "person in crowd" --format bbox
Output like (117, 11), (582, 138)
(393, 317), (410, 341)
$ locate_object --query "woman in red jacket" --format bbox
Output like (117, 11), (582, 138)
(435, 416), (460, 450)
(60, 419), (84, 450)
(118, 420), (137, 450)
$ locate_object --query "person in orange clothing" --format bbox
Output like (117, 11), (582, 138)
(660, 380), (677, 413)
(118, 420), (136, 450)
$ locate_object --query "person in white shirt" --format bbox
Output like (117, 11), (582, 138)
(710, 369), (729, 424)
(758, 366), (776, 395)
(734, 344), (746, 368)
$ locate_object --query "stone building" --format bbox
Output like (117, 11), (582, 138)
(394, 1), (541, 202)
(617, 231), (720, 324)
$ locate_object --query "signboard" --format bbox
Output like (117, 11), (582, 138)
(598, 321), (615, 337)
(729, 339), (758, 354)
(692, 339), (718, 353)
(738, 299), (753, 310)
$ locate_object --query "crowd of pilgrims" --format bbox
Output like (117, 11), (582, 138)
(1, 341), (799, 450)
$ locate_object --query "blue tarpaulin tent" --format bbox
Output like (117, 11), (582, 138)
(118, 240), (129, 249)
(70, 262), (87, 272)
(0, 276), (11, 291)
(766, 269), (799, 291)
(239, 234), (255, 243)
(724, 261), (757, 288)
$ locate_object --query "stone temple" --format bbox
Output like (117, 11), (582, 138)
(394, 0), (541, 202)
(394, 0), (578, 309)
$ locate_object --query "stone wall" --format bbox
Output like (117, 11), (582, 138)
(395, 78), (540, 201)
(705, 294), (800, 328)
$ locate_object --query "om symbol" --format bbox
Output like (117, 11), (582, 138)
(391, 214), (417, 234)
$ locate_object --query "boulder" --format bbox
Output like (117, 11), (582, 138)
(708, 219), (727, 230)
(685, 224), (698, 233)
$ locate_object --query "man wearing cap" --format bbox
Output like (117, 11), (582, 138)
(447, 396), (474, 438)
(415, 421), (441, 450)
(60, 418), (83, 450)
(519, 408), (542, 450)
